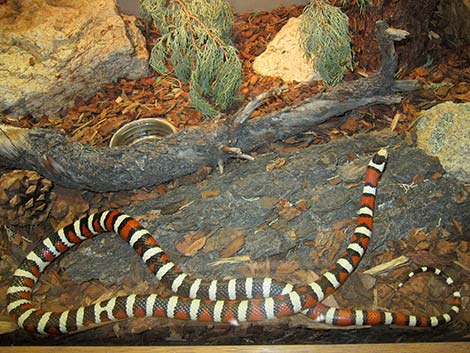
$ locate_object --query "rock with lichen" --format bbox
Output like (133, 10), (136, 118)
(416, 101), (470, 182)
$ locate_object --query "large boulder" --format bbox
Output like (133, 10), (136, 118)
(0, 0), (150, 118)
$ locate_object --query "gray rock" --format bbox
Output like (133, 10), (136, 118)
(416, 101), (470, 182)
(0, 0), (150, 118)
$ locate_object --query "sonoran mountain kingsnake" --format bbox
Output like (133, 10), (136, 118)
(7, 149), (461, 335)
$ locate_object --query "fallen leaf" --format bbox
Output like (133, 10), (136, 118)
(340, 116), (358, 133)
(266, 157), (286, 171)
(249, 75), (260, 85)
(435, 84), (451, 98)
(204, 228), (244, 253)
(407, 228), (428, 251)
(135, 210), (160, 223)
(276, 260), (299, 275)
(175, 231), (207, 257)
(221, 234), (245, 258)
(278, 198), (302, 221)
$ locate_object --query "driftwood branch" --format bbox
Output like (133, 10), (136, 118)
(0, 21), (411, 192)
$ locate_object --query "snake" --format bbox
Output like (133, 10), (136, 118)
(7, 148), (461, 335)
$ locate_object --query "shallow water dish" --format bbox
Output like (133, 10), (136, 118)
(109, 118), (177, 147)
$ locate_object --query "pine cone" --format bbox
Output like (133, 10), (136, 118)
(0, 170), (56, 226)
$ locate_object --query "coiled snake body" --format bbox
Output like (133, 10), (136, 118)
(7, 149), (461, 335)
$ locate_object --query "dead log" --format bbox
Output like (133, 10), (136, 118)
(0, 21), (414, 192)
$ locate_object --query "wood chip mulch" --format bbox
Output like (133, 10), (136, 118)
(0, 4), (469, 342)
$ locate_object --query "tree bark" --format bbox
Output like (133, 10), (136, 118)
(0, 21), (414, 192)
